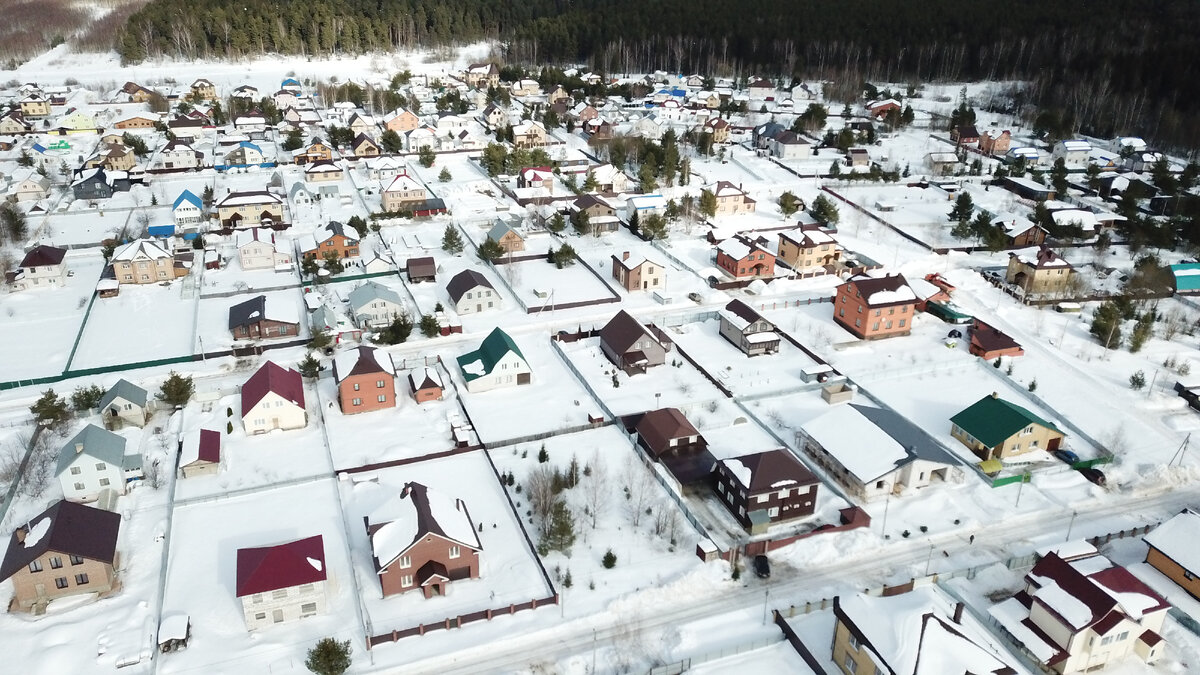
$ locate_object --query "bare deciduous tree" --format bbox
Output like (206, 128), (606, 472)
(624, 463), (656, 528)
(582, 452), (608, 529)
(526, 465), (557, 523)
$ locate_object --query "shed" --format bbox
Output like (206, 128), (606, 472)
(158, 613), (191, 652)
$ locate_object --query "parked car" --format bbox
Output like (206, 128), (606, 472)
(1078, 467), (1107, 486)
(1054, 449), (1080, 464)
(688, 292), (703, 303)
(753, 555), (770, 579)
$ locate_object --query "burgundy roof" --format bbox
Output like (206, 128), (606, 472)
(235, 534), (326, 596)
(241, 361), (305, 413)
(20, 245), (66, 268)
(1140, 629), (1164, 646)
(1088, 566), (1170, 615)
(1027, 553), (1116, 629)
(970, 320), (1022, 353)
(333, 346), (393, 380)
(196, 428), (221, 463)
(845, 273), (916, 308)
(0, 500), (120, 582)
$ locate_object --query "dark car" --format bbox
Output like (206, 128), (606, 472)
(753, 555), (770, 579)
(1079, 468), (1107, 486)
(1054, 449), (1080, 464)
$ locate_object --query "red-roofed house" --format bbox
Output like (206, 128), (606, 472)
(6, 245), (68, 291)
(240, 361), (307, 434)
(833, 274), (917, 339)
(236, 535), (328, 630)
(989, 550), (1168, 673)
(407, 367), (444, 403)
(969, 319), (1024, 360)
(365, 482), (482, 599)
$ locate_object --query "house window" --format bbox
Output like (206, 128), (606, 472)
(300, 602), (317, 615)
(401, 575), (413, 587)
(768, 507), (779, 517)
(449, 545), (461, 559)
(75, 573), (89, 585)
(899, 319), (906, 328)
(353, 383), (360, 391)
(872, 322), (880, 331)
(70, 466), (81, 475)
(70, 555), (83, 565)
(849, 634), (860, 650)
(874, 309), (881, 317)
(49, 557), (62, 569)
(74, 482), (85, 491)
(876, 480), (885, 489)
(272, 589), (288, 600)
(1101, 635), (1114, 646)
(299, 584), (315, 594)
(843, 654), (858, 673)
(352, 398), (362, 406)
(28, 560), (42, 573)
(1118, 631), (1129, 641)
(55, 577), (68, 589)
(377, 395), (387, 403)
(376, 380), (385, 388)
(255, 612), (267, 621)
(400, 555), (411, 569)
(99, 478), (110, 487)
(756, 494), (769, 504)
(778, 488), (789, 499)
(839, 308), (845, 317)
(855, 319), (861, 328)
(95, 463), (106, 471)
(252, 593), (263, 604)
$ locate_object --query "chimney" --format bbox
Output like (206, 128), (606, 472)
(75, 442), (84, 454)
(622, 251), (630, 261)
(991, 391), (999, 399)
(15, 526), (26, 544)
(953, 601), (965, 624)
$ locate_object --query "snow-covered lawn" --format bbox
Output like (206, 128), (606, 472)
(71, 281), (197, 369)
(665, 317), (823, 397)
(160, 478), (360, 675)
(195, 287), (308, 353)
(558, 337), (726, 417)
(503, 258), (618, 310)
(339, 452), (552, 642)
(197, 261), (300, 296)
(0, 252), (104, 380)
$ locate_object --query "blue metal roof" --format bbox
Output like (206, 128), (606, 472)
(1171, 263), (1200, 292)
(173, 190), (202, 210)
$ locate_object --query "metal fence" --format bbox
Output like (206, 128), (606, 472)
(647, 635), (782, 675)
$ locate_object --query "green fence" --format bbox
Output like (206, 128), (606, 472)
(300, 270), (398, 287)
(991, 473), (1031, 488)
(1071, 456), (1113, 470)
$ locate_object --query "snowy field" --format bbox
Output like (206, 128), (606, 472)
(195, 287), (309, 353)
(664, 317), (823, 397)
(71, 281), (197, 369)
(502, 257), (618, 311)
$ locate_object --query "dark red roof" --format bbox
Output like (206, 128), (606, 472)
(235, 534), (326, 597)
(20, 245), (66, 268)
(241, 361), (305, 413)
(196, 428), (221, 463)
(844, 274), (915, 308)
(1028, 553), (1116, 628)
(970, 320), (1022, 354)
(1140, 629), (1164, 646)
(1088, 566), (1170, 615)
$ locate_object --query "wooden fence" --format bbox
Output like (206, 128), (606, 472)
(367, 594), (559, 648)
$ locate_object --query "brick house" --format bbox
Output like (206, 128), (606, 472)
(950, 392), (1065, 461)
(979, 129), (1012, 156)
(1144, 509), (1200, 600)
(0, 500), (121, 612)
(381, 172), (428, 213)
(715, 235), (775, 279)
(240, 361), (307, 434)
(408, 367), (444, 403)
(235, 535), (328, 631)
(992, 213), (1047, 248)
(713, 449), (819, 534)
(717, 300), (779, 356)
(228, 295), (300, 340)
(951, 125), (980, 145)
(833, 274), (917, 340)
(333, 346), (396, 415)
(1006, 247), (1075, 296)
(383, 108), (421, 133)
(611, 252), (665, 292)
(969, 319), (1024, 360)
(366, 482), (482, 599)
(990, 549), (1168, 673)
(110, 239), (189, 285)
(778, 227), (841, 274)
(299, 221), (360, 260)
(599, 310), (668, 373)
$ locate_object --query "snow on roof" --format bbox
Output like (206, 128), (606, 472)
(1059, 139), (1091, 152)
(869, 286), (917, 305)
(629, 194), (668, 210)
(218, 191), (282, 207)
(112, 238), (171, 262)
(1036, 540), (1099, 561)
(179, 428), (221, 466)
(802, 405), (908, 483)
(263, 295), (300, 325)
(409, 366), (443, 390)
(724, 458), (751, 487)
(717, 237), (752, 260)
(1050, 209), (1097, 229)
(1030, 576), (1093, 629)
(21, 517), (50, 548)
(158, 613), (189, 643)
(1145, 509), (1200, 574)
(461, 359), (485, 376)
(906, 277), (942, 301)
(990, 598), (1060, 662)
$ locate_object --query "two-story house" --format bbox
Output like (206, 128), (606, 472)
(512, 120), (547, 149)
(236, 535), (328, 630)
(110, 239), (186, 285)
(381, 172), (428, 213)
(172, 190), (204, 227)
(216, 190), (285, 229)
(55, 424), (141, 502)
(832, 273), (917, 340)
(347, 281), (406, 329)
(235, 228), (292, 271)
(487, 218), (526, 254)
(950, 392), (1066, 462)
(1006, 247), (1074, 297)
(240, 361), (307, 434)
(159, 139), (204, 171)
(717, 300), (779, 356)
(704, 181), (757, 215)
(464, 63), (500, 89)
(333, 346), (396, 414)
(715, 235), (775, 279)
(98, 379), (149, 429)
(6, 245), (68, 291)
(778, 227), (840, 274)
(366, 482), (482, 598)
(0, 500), (121, 612)
(299, 221), (360, 260)
(228, 295), (300, 340)
(456, 328), (531, 393)
(611, 252), (665, 293)
(599, 310), (668, 373)
(383, 108), (421, 133)
(713, 449), (819, 533)
(446, 269), (500, 315)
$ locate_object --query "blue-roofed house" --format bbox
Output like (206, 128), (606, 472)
(99, 379), (150, 429)
(1171, 263), (1200, 296)
(224, 141), (265, 167)
(281, 77), (302, 91)
(173, 190), (204, 226)
(487, 216), (525, 254)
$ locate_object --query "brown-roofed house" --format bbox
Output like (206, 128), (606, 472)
(713, 449), (820, 533)
(634, 408), (715, 484)
(833, 274), (918, 340)
(406, 256), (436, 283)
(718, 300), (780, 356)
(0, 500), (121, 612)
(1006, 247), (1075, 296)
(599, 310), (667, 374)
(333, 346), (396, 414)
(969, 319), (1024, 360)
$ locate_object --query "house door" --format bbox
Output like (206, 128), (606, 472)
(476, 304), (482, 312)
(272, 609), (284, 624)
(1047, 437), (1061, 451)
(271, 417), (280, 430)
(428, 583), (442, 597)
(34, 583), (45, 598)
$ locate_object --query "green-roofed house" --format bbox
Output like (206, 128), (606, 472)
(55, 424), (143, 502)
(949, 392), (1065, 461)
(456, 328), (531, 393)
(1170, 263), (1200, 296)
(99, 379), (149, 429)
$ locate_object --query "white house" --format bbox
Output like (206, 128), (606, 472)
(456, 328), (531, 393)
(12, 172), (51, 202)
(445, 269), (500, 315)
(235, 228), (292, 271)
(626, 194), (668, 221)
(235, 535), (328, 631)
(172, 190), (204, 227)
(1053, 140), (1092, 168)
(240, 361), (307, 434)
(347, 281), (406, 329)
(159, 140), (204, 170)
(6, 245), (68, 291)
(55, 424), (141, 503)
(98, 379), (149, 429)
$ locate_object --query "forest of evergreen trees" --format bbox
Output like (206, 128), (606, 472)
(116, 0), (1200, 151)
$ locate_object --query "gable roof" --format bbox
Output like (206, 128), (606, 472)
(228, 295), (299, 330)
(446, 269), (495, 304)
(55, 424), (127, 477)
(950, 394), (1060, 448)
(98, 378), (148, 410)
(332, 346), (395, 383)
(1144, 508), (1200, 574)
(636, 408), (700, 453)
(456, 328), (524, 382)
(180, 428), (221, 467)
(719, 449), (816, 494)
(845, 273), (917, 307)
(487, 218), (522, 243)
(235, 535), (326, 597)
(347, 281), (404, 311)
(240, 361), (305, 413)
(173, 190), (203, 211)
(368, 482), (482, 570)
(720, 299), (772, 332)
(19, 245), (66, 268)
(408, 367), (443, 391)
(0, 500), (121, 582)
(600, 310), (656, 355)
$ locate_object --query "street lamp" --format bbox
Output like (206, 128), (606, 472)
(762, 587), (771, 625)
(924, 544), (936, 576)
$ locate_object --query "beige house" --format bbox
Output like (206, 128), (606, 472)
(1006, 246), (1075, 296)
(464, 63), (500, 88)
(240, 361), (307, 435)
(0, 500), (121, 612)
(381, 172), (428, 212)
(190, 78), (217, 101)
(236, 228), (292, 271)
(236, 535), (328, 631)
(12, 173), (51, 202)
(19, 93), (51, 119)
(778, 227), (840, 273)
(611, 252), (665, 292)
(512, 120), (547, 149)
(216, 190), (285, 229)
(950, 393), (1066, 462)
(383, 108), (420, 133)
(179, 429), (222, 478)
(110, 239), (186, 285)
(704, 181), (756, 215)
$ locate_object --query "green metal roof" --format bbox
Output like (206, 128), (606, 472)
(456, 328), (524, 383)
(949, 394), (1061, 448)
(1171, 263), (1200, 293)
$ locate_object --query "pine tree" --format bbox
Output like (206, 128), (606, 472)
(548, 212), (566, 234)
(699, 189), (717, 218)
(159, 372), (194, 407)
(810, 194), (840, 226)
(30, 389), (71, 429)
(478, 238), (505, 262)
(442, 225), (464, 254)
(305, 637), (351, 675)
(419, 314), (440, 338)
(379, 314), (413, 344)
(438, 167), (452, 182)
(539, 499), (576, 552)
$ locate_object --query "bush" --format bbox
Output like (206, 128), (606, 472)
(1028, 379), (1038, 392)
(602, 549), (617, 569)
(1130, 370), (1147, 390)
(71, 384), (105, 412)
(226, 421), (233, 434)
(538, 444), (549, 463)
(305, 637), (351, 675)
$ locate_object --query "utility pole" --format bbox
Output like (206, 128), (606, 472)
(1170, 434), (1191, 467)
(763, 587), (771, 625)
(1015, 471), (1028, 507)
(1065, 510), (1078, 542)
(880, 490), (891, 538)
(924, 544), (936, 576)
